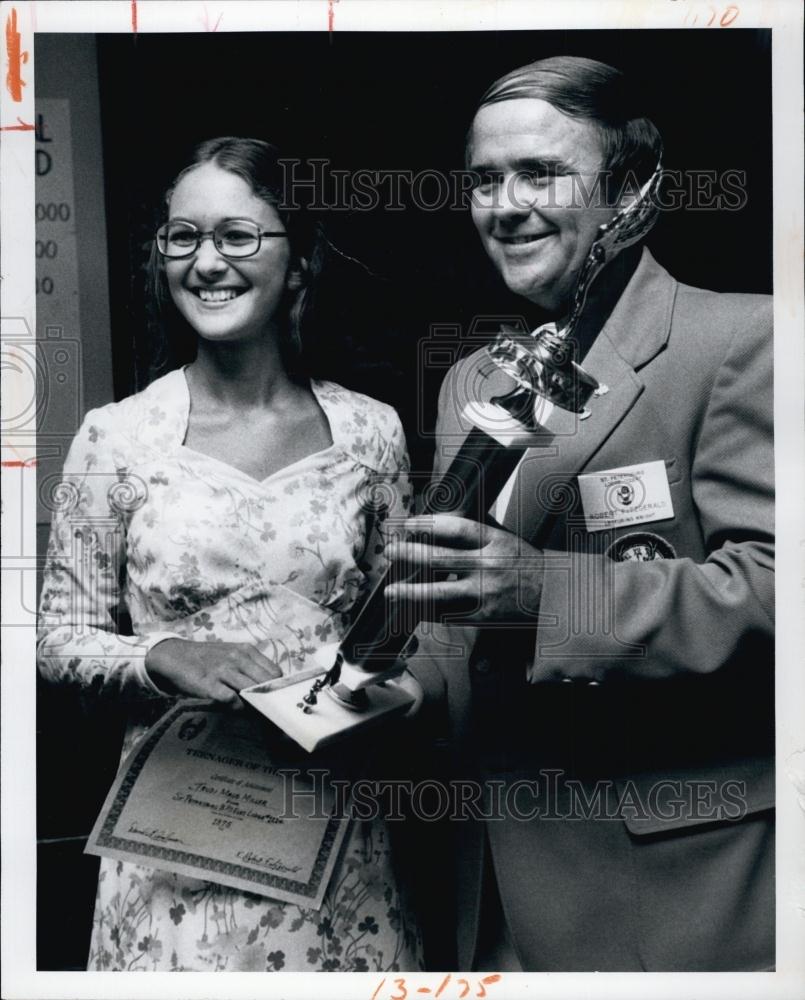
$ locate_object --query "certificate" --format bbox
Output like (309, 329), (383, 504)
(85, 702), (351, 910)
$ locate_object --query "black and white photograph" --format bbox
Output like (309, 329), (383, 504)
(1, 2), (803, 999)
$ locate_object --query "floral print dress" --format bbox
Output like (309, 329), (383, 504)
(37, 369), (423, 972)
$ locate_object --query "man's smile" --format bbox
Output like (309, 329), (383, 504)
(494, 231), (556, 247)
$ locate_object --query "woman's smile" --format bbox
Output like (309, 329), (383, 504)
(188, 285), (249, 305)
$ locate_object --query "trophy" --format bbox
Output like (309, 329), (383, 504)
(242, 167), (663, 752)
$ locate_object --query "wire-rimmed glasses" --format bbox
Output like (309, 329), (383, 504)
(155, 219), (288, 259)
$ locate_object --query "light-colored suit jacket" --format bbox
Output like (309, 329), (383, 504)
(408, 248), (774, 971)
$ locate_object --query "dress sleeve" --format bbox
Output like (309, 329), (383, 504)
(360, 407), (449, 707)
(358, 408), (415, 591)
(532, 300), (774, 682)
(37, 408), (175, 700)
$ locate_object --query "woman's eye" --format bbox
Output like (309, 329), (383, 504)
(220, 227), (256, 246)
(168, 228), (197, 247)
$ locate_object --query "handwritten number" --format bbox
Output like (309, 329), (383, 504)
(434, 974), (452, 997)
(681, 4), (740, 28)
(391, 979), (409, 1000)
(476, 975), (502, 998)
(721, 5), (739, 26)
(372, 974), (503, 999)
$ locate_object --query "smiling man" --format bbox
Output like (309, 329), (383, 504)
(468, 95), (617, 312)
(394, 56), (774, 972)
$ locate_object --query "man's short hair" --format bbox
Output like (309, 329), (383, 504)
(473, 55), (663, 199)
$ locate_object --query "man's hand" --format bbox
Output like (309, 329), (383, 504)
(146, 638), (282, 704)
(384, 514), (544, 625)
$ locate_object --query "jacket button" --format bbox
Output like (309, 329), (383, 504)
(475, 660), (491, 674)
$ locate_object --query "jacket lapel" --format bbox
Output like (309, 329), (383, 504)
(503, 249), (678, 543)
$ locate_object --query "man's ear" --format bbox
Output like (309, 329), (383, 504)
(286, 257), (308, 291)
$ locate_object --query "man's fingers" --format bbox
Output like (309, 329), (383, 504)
(388, 540), (478, 572)
(403, 513), (486, 549)
(385, 577), (480, 616)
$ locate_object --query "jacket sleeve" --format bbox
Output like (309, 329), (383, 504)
(532, 300), (774, 682)
(402, 369), (466, 705)
(37, 407), (176, 701)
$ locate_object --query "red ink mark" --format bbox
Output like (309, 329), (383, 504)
(328, 0), (339, 33)
(5, 7), (28, 102)
(1, 458), (37, 468)
(200, 4), (223, 31)
(721, 5), (739, 26)
(369, 974), (503, 1000)
(0, 116), (34, 130)
(131, 0), (137, 33)
(434, 974), (452, 998)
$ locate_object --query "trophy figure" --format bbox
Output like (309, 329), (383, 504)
(242, 167), (663, 751)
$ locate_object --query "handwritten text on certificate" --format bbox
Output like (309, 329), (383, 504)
(86, 702), (350, 909)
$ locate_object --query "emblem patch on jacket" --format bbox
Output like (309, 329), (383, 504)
(578, 460), (674, 532)
(606, 531), (677, 562)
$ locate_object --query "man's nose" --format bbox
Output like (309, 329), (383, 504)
(495, 172), (540, 219)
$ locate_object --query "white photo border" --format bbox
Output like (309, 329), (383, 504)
(2, 2), (803, 999)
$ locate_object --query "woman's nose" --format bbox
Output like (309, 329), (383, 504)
(192, 234), (228, 274)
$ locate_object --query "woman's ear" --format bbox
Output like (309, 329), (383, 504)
(286, 257), (309, 291)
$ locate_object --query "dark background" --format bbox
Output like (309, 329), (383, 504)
(97, 29), (772, 473)
(37, 28), (772, 970)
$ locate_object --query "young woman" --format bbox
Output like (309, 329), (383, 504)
(37, 137), (423, 972)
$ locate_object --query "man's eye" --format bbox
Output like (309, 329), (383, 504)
(524, 169), (556, 186)
(472, 171), (503, 190)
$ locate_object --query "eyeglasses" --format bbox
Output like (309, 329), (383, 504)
(155, 219), (288, 259)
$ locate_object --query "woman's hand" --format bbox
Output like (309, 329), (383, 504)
(145, 638), (282, 704)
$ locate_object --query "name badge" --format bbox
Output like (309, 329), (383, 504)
(578, 460), (674, 533)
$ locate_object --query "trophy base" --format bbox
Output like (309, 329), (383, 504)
(327, 683), (370, 711)
(241, 668), (415, 753)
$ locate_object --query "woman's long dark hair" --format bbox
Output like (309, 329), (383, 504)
(144, 137), (327, 382)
